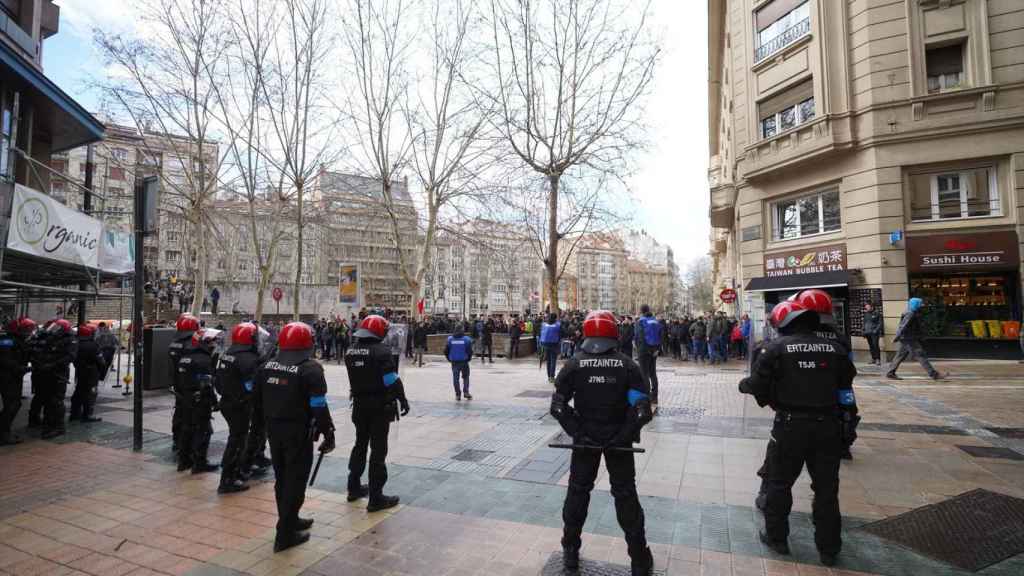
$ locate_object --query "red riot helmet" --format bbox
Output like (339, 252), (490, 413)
(583, 310), (619, 340)
(18, 317), (37, 336)
(355, 315), (389, 340)
(770, 301), (810, 330)
(78, 324), (96, 338)
(795, 289), (834, 323)
(4, 319), (17, 333)
(231, 322), (259, 347)
(176, 313), (200, 333)
(47, 318), (72, 335)
(278, 322), (314, 351)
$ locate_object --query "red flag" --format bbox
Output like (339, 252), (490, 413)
(417, 298), (425, 315)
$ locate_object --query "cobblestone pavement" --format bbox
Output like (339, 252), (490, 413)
(1, 354), (1023, 575)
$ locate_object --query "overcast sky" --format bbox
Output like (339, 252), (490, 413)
(44, 0), (710, 270)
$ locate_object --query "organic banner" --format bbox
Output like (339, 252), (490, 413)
(7, 184), (102, 269)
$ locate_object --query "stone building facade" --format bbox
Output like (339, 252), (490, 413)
(708, 0), (1024, 358)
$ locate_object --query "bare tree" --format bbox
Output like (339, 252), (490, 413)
(95, 0), (233, 315)
(342, 0), (489, 317)
(258, 0), (338, 320)
(685, 256), (714, 313)
(483, 0), (659, 312)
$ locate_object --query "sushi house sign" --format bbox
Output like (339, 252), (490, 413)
(906, 231), (1019, 273)
(764, 243), (847, 278)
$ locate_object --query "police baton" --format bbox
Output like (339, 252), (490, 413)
(308, 450), (325, 487)
(548, 443), (645, 453)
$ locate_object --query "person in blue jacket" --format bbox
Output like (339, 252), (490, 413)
(445, 325), (474, 401)
(635, 305), (664, 406)
(539, 313), (562, 384)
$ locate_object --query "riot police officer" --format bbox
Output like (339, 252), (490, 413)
(177, 328), (221, 473)
(635, 304), (663, 406)
(32, 319), (76, 440)
(0, 317), (34, 445)
(169, 314), (200, 454)
(241, 322), (275, 477)
(255, 322), (335, 552)
(344, 315), (410, 512)
(739, 301), (857, 567)
(70, 324), (105, 423)
(215, 322), (264, 493)
(550, 311), (654, 575)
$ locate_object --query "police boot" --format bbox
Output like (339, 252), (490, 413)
(347, 484), (369, 502)
(297, 517), (314, 531)
(630, 547), (654, 576)
(367, 494), (400, 512)
(820, 551), (838, 567)
(217, 479), (250, 494)
(273, 531), (310, 553)
(562, 546), (580, 571)
(0, 432), (23, 445)
(841, 447), (853, 460)
(41, 428), (65, 440)
(759, 531), (790, 555)
(192, 461), (219, 474)
(252, 454), (273, 469)
(177, 457), (193, 472)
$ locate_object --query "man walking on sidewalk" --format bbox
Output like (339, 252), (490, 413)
(887, 298), (944, 380)
(862, 303), (882, 365)
(445, 326), (473, 401)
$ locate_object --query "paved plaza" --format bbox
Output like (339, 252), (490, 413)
(2, 354), (1024, 575)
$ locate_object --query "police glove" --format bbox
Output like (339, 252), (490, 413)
(319, 428), (336, 454)
(399, 397), (410, 417)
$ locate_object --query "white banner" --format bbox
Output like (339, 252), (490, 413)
(99, 229), (134, 275)
(7, 183), (102, 269)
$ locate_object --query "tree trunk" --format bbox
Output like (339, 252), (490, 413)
(190, 208), (207, 317)
(546, 173), (560, 313)
(255, 266), (269, 321)
(293, 180), (304, 320)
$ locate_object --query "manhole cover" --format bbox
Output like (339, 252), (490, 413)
(987, 428), (1024, 439)
(452, 449), (494, 462)
(541, 552), (665, 575)
(957, 445), (1024, 461)
(860, 489), (1024, 571)
(516, 390), (553, 398)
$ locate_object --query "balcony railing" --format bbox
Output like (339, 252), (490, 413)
(754, 17), (810, 63)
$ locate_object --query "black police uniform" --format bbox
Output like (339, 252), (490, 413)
(168, 333), (194, 452)
(177, 346), (218, 471)
(216, 344), (262, 489)
(70, 334), (105, 421)
(740, 324), (857, 561)
(344, 336), (409, 507)
(550, 337), (654, 573)
(0, 330), (29, 444)
(32, 329), (76, 438)
(255, 351), (334, 545)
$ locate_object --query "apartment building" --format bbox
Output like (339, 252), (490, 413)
(575, 232), (630, 313)
(708, 0), (1024, 358)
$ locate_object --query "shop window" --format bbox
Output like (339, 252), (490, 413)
(926, 42), (964, 94)
(754, 0), (811, 62)
(909, 166), (999, 222)
(771, 188), (840, 240)
(758, 79), (814, 139)
(910, 273), (1015, 339)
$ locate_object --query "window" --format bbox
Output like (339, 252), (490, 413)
(108, 187), (124, 199)
(110, 148), (129, 163)
(759, 79), (815, 139)
(109, 166), (125, 180)
(909, 166), (999, 222)
(926, 43), (964, 94)
(755, 0), (811, 62)
(771, 189), (840, 240)
(166, 250), (182, 263)
(167, 231), (181, 244)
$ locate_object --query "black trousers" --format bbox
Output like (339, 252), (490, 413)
(562, 448), (647, 559)
(509, 338), (519, 359)
(220, 400), (250, 484)
(864, 334), (880, 362)
(762, 416), (843, 555)
(69, 375), (99, 419)
(244, 403), (269, 467)
(190, 397), (214, 465)
(171, 392), (183, 451)
(267, 419), (314, 538)
(0, 372), (23, 439)
(28, 371), (45, 424)
(638, 353), (658, 401)
(39, 371), (68, 433)
(348, 406), (391, 497)
(479, 342), (492, 363)
(888, 339), (937, 377)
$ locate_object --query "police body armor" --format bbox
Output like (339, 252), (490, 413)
(568, 352), (638, 442)
(260, 355), (334, 432)
(178, 348), (217, 406)
(0, 331), (28, 377)
(345, 340), (400, 417)
(758, 334), (848, 412)
(168, 334), (193, 392)
(216, 346), (261, 405)
(33, 332), (75, 379)
(74, 337), (103, 384)
(815, 324), (852, 357)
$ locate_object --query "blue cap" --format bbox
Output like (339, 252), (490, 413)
(908, 297), (924, 312)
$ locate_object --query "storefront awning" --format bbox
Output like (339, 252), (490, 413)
(745, 270), (850, 292)
(0, 40), (104, 152)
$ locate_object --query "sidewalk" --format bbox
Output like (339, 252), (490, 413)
(1, 357), (1022, 575)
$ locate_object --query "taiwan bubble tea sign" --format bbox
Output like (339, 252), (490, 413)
(763, 243), (847, 278)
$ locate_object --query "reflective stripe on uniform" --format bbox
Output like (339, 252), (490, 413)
(383, 372), (399, 387)
(310, 395), (327, 408)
